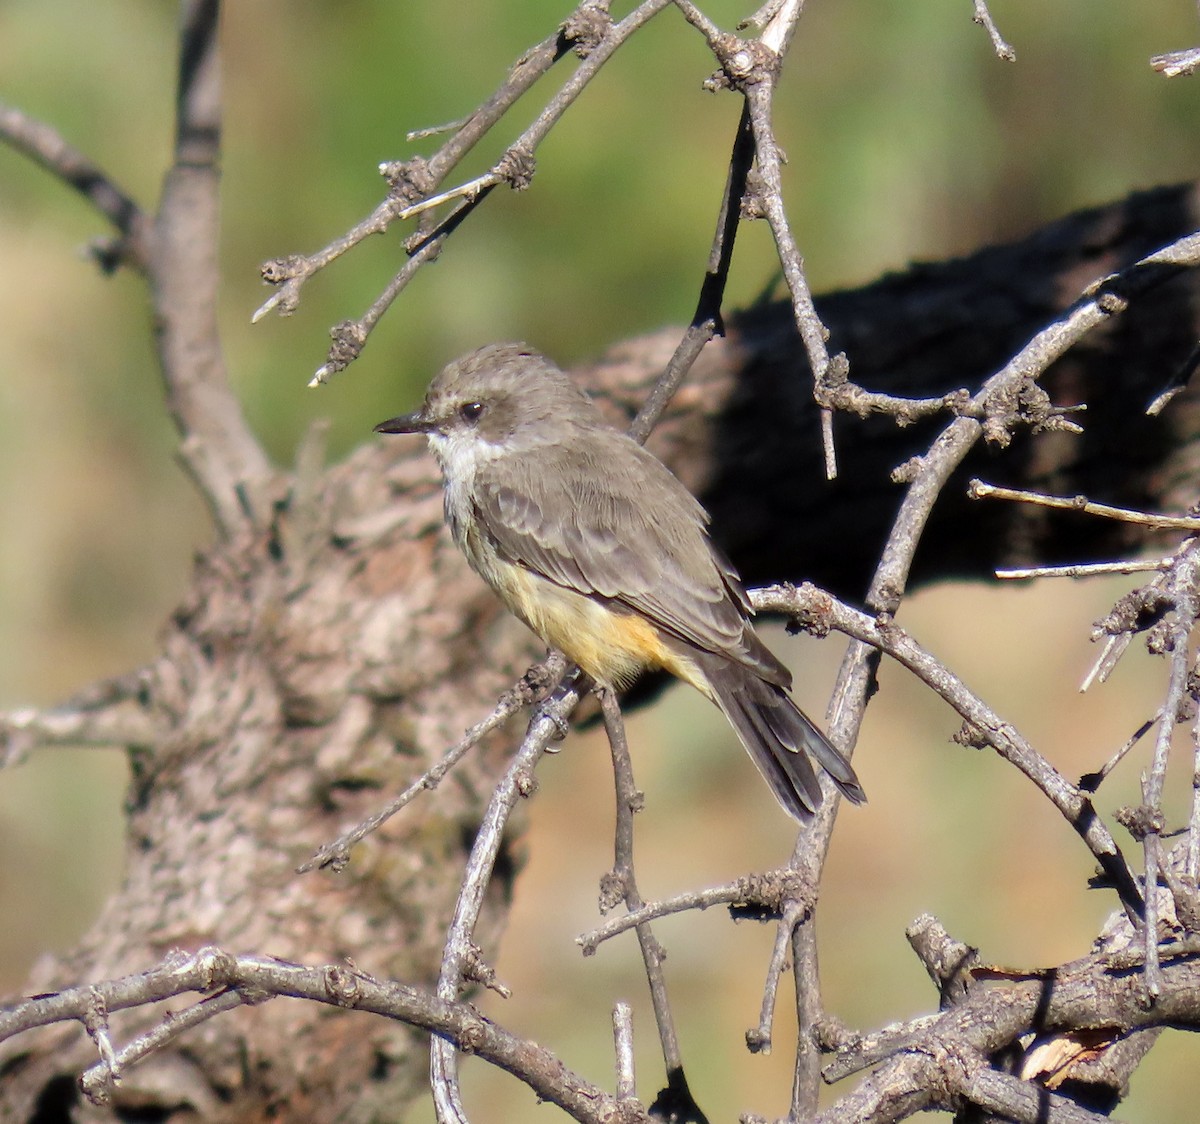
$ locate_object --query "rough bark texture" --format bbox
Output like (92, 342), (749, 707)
(0, 445), (540, 1121)
(3, 181), (1200, 1121)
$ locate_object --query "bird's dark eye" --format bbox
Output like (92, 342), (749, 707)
(459, 401), (486, 424)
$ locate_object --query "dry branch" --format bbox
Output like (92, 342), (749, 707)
(0, 949), (641, 1124)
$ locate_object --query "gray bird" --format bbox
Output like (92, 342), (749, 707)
(375, 342), (865, 819)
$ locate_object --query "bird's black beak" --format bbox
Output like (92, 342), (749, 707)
(374, 407), (432, 435)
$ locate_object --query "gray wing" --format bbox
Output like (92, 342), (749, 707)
(473, 431), (787, 684)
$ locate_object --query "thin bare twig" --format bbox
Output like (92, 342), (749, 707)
(627, 101), (756, 444)
(706, 0), (846, 483)
(745, 726), (843, 1082)
(1081, 630), (1136, 693)
(738, 0), (786, 33)
(1080, 715), (1157, 793)
(743, 41), (845, 482)
(578, 869), (798, 953)
(0, 101), (150, 271)
(1082, 551), (1191, 690)
(1136, 543), (1200, 995)
(80, 989), (247, 1104)
(746, 896), (807, 1055)
(613, 1001), (637, 1102)
(970, 0), (1017, 61)
(970, 479), (1200, 531)
(997, 559), (1169, 581)
(0, 672), (159, 768)
(1151, 46), (1200, 77)
(1146, 337), (1200, 416)
(298, 656), (565, 872)
(260, 0), (675, 383)
(744, 822), (830, 1101)
(305, 189), (493, 385)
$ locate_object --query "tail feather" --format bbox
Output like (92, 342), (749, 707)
(724, 690), (824, 815)
(696, 653), (866, 821)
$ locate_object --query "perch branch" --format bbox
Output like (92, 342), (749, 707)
(599, 689), (709, 1123)
(430, 678), (584, 1123)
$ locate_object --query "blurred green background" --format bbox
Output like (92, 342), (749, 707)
(2, 1), (1200, 1119)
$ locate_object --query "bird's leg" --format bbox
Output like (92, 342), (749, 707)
(532, 658), (588, 748)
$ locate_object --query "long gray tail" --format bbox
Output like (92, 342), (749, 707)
(698, 655), (865, 821)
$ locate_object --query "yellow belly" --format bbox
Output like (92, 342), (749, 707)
(491, 558), (707, 694)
